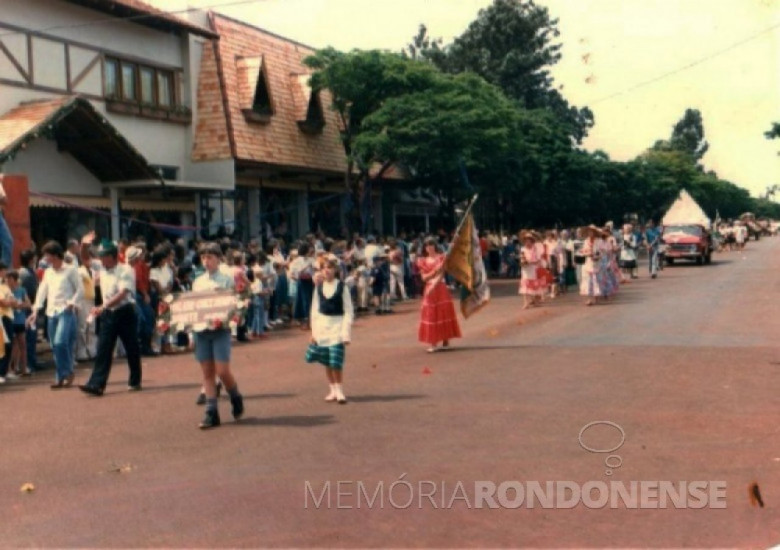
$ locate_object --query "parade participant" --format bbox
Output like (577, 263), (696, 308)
(644, 220), (661, 279)
(305, 256), (354, 404)
(78, 239), (142, 396)
(619, 224), (639, 280)
(27, 241), (83, 389)
(416, 237), (461, 353)
(518, 231), (544, 309)
(191, 242), (244, 430)
(579, 226), (607, 306)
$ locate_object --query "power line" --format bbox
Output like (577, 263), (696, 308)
(588, 18), (780, 105)
(0, 0), (264, 39)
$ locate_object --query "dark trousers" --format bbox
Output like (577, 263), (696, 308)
(87, 304), (141, 389)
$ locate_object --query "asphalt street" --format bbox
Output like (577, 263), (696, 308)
(1, 238), (779, 547)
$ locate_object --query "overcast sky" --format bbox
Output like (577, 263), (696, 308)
(154, 0), (780, 197)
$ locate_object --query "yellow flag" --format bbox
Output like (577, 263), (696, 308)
(445, 213), (475, 291)
(444, 213), (490, 318)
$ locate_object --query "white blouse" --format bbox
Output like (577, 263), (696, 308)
(310, 279), (354, 346)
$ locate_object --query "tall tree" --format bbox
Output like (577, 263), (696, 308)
(415, 0), (593, 142)
(653, 108), (709, 165)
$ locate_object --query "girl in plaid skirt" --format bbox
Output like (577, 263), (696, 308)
(305, 256), (354, 404)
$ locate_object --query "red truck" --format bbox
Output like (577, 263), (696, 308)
(661, 224), (713, 266)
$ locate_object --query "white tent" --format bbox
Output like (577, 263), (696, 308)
(661, 190), (711, 227)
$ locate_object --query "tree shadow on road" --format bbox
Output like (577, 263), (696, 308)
(242, 392), (297, 401)
(114, 382), (201, 393)
(436, 345), (535, 353)
(348, 394), (427, 403)
(234, 414), (336, 428)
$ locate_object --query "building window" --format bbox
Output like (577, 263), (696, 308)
(121, 62), (137, 101)
(105, 59), (119, 97)
(158, 72), (173, 107)
(200, 191), (236, 238)
(140, 67), (155, 104)
(105, 58), (179, 109)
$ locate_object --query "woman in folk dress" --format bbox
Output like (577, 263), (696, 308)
(579, 225), (609, 306)
(416, 238), (461, 353)
(518, 231), (545, 309)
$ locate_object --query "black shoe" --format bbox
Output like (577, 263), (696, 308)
(78, 384), (104, 396)
(199, 409), (220, 429)
(196, 392), (206, 406)
(230, 393), (244, 420)
(127, 385), (142, 392)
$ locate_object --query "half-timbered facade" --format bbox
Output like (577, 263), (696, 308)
(0, 0), (220, 245)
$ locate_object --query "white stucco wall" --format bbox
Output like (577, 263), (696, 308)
(0, 0), (218, 188)
(3, 0), (182, 67)
(3, 137), (103, 196)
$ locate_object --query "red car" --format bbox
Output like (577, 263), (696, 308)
(662, 224), (713, 265)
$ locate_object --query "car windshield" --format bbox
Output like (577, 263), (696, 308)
(664, 225), (702, 236)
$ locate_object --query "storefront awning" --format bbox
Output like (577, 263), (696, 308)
(122, 199), (197, 212)
(29, 194), (110, 209)
(0, 97), (163, 183)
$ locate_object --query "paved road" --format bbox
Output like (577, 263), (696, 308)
(2, 239), (780, 547)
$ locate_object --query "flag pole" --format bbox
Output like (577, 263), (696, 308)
(445, 193), (479, 259)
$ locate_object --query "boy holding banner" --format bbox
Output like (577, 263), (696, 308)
(191, 242), (244, 430)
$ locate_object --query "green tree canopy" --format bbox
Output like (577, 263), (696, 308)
(413, 0), (593, 143)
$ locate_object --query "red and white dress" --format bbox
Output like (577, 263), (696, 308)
(417, 255), (461, 345)
(519, 245), (545, 296)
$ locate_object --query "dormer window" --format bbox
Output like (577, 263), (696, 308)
(252, 67), (272, 115)
(298, 91), (325, 134)
(238, 56), (273, 123)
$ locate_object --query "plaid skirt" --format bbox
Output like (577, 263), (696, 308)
(305, 343), (345, 370)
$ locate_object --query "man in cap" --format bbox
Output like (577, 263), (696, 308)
(78, 239), (141, 396)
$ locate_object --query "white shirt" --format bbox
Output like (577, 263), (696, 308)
(99, 263), (136, 310)
(310, 279), (353, 346)
(150, 265), (173, 292)
(34, 265), (84, 316)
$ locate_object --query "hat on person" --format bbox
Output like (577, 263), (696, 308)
(586, 224), (607, 237)
(519, 230), (537, 242)
(97, 238), (117, 256)
(125, 246), (143, 262)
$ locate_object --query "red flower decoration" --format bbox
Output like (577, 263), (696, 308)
(158, 302), (169, 315)
(159, 323), (170, 333)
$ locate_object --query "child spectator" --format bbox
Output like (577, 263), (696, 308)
(6, 270), (30, 377)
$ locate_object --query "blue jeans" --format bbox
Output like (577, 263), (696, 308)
(0, 213), (12, 268)
(250, 295), (265, 334)
(47, 310), (77, 382)
(649, 248), (659, 276)
(135, 292), (154, 351)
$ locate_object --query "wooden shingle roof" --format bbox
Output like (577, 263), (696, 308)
(192, 13), (348, 176)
